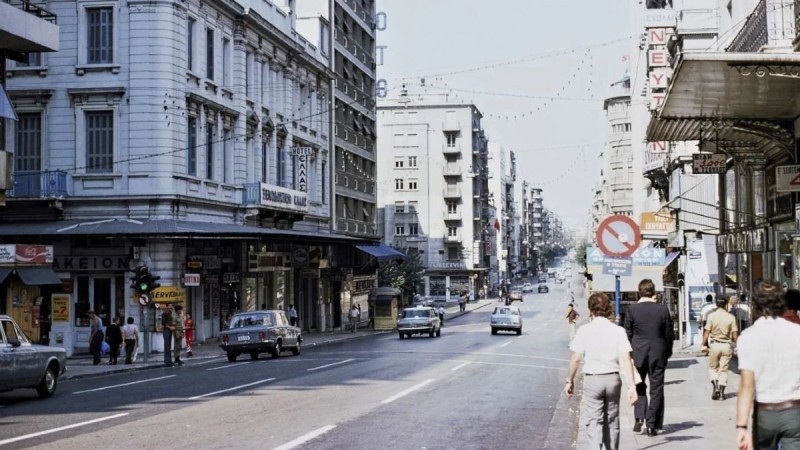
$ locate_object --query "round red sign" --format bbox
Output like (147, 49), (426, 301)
(596, 215), (641, 257)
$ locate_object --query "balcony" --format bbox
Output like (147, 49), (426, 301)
(442, 144), (461, 156)
(444, 211), (461, 221)
(443, 186), (462, 198)
(8, 170), (68, 198)
(442, 121), (461, 132)
(444, 232), (462, 243)
(727, 0), (795, 52)
(0, 1), (59, 53)
(442, 163), (462, 177)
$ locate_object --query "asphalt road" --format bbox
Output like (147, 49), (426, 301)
(0, 277), (582, 450)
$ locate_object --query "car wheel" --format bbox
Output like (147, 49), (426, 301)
(399, 332), (404, 339)
(271, 341), (282, 358)
(436, 327), (441, 337)
(429, 328), (435, 338)
(36, 364), (58, 398)
(291, 341), (301, 356)
(517, 329), (522, 336)
(250, 351), (259, 360)
(491, 328), (497, 335)
(227, 352), (238, 362)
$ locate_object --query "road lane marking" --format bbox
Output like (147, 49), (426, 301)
(207, 361), (252, 371)
(72, 375), (176, 394)
(499, 341), (513, 348)
(307, 358), (354, 371)
(381, 379), (435, 405)
(272, 425), (336, 450)
(192, 357), (226, 366)
(0, 413), (128, 446)
(451, 362), (471, 372)
(188, 378), (276, 400)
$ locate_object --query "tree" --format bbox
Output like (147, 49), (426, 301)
(377, 249), (425, 303)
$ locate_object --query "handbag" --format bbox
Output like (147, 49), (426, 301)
(101, 340), (110, 355)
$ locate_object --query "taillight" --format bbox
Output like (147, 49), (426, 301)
(259, 331), (266, 341)
(222, 335), (229, 344)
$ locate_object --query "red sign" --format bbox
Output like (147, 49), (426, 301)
(596, 216), (642, 257)
(15, 245), (53, 264)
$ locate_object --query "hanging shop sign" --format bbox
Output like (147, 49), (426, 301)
(693, 153), (727, 174)
(716, 228), (767, 253)
(254, 183), (308, 213)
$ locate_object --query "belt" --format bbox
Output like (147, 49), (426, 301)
(585, 372), (619, 376)
(757, 399), (800, 411)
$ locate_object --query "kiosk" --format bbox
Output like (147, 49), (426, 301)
(369, 287), (401, 331)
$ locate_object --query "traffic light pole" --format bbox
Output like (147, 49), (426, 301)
(142, 307), (149, 363)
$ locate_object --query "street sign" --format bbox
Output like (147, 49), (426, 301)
(596, 215), (642, 257)
(184, 273), (200, 286)
(692, 153), (727, 174)
(138, 294), (151, 306)
(776, 165), (800, 192)
(602, 257), (633, 277)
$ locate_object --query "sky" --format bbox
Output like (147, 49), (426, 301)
(376, 0), (631, 231)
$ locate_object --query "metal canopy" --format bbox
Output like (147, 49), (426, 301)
(16, 267), (63, 285)
(660, 52), (800, 121)
(0, 268), (11, 284)
(354, 244), (408, 261)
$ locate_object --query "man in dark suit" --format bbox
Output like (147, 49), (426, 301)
(624, 279), (674, 437)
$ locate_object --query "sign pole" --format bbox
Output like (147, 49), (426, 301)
(143, 308), (149, 363)
(615, 275), (621, 325)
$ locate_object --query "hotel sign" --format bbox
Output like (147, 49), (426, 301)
(255, 183), (308, 214)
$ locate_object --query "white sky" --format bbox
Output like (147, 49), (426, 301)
(376, 0), (630, 230)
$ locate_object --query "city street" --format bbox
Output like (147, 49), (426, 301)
(0, 282), (580, 450)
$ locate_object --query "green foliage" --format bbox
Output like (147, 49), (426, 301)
(575, 238), (588, 268)
(377, 249), (425, 298)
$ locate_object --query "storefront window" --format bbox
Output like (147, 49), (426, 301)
(777, 231), (793, 288)
(429, 277), (446, 298)
(450, 276), (469, 296)
(75, 276), (90, 327)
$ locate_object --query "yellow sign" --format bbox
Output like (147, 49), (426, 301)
(640, 211), (676, 234)
(52, 294), (71, 322)
(129, 286), (187, 306)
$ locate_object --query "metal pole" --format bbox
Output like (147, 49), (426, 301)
(143, 308), (149, 363)
(614, 275), (621, 325)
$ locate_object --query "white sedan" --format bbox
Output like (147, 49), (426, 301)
(490, 306), (523, 335)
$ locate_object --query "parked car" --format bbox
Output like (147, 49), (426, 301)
(412, 294), (434, 307)
(220, 310), (302, 362)
(521, 282), (533, 293)
(508, 289), (524, 303)
(538, 284), (549, 293)
(0, 315), (67, 398)
(397, 306), (441, 339)
(490, 305), (523, 335)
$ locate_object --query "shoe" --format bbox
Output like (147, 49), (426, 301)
(187, 351), (193, 357)
(164, 363), (174, 367)
(711, 380), (720, 400)
(646, 428), (658, 437)
(718, 386), (726, 400)
(633, 419), (644, 433)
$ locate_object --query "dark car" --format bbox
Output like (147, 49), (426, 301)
(0, 315), (67, 398)
(397, 306), (441, 339)
(538, 284), (549, 293)
(220, 310), (302, 362)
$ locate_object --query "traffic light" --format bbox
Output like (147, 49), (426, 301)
(138, 266), (161, 293)
(130, 266), (145, 292)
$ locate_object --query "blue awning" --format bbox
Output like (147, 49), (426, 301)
(664, 251), (681, 267)
(16, 267), (63, 285)
(355, 244), (408, 261)
(0, 268), (11, 284)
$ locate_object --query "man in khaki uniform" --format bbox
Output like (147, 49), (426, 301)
(172, 305), (186, 366)
(701, 296), (738, 400)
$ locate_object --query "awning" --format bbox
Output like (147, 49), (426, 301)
(16, 267), (63, 285)
(0, 267), (12, 284)
(664, 251), (681, 268)
(355, 244), (407, 261)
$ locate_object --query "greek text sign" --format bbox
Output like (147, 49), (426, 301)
(255, 183), (309, 214)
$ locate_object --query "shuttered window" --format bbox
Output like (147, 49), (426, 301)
(87, 8), (113, 64)
(187, 117), (197, 176)
(14, 113), (42, 172)
(85, 111), (114, 173)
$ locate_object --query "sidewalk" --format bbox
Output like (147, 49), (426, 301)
(64, 299), (497, 380)
(575, 341), (740, 449)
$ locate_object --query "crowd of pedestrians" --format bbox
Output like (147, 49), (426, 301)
(566, 278), (800, 450)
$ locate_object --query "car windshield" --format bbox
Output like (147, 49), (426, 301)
(493, 308), (519, 316)
(231, 313), (274, 328)
(402, 309), (430, 318)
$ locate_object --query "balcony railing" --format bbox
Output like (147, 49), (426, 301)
(444, 211), (461, 221)
(442, 163), (462, 177)
(8, 170), (67, 198)
(3, 0), (57, 24)
(442, 144), (461, 155)
(444, 232), (462, 243)
(442, 121), (461, 132)
(443, 187), (462, 198)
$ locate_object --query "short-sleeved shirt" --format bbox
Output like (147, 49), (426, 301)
(737, 317), (800, 403)
(699, 304), (717, 322)
(704, 308), (738, 343)
(570, 317), (632, 375)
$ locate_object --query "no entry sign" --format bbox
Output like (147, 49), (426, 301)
(596, 215), (642, 257)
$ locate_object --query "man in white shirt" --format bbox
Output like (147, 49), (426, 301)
(289, 304), (298, 327)
(735, 280), (800, 450)
(699, 294), (717, 331)
(566, 293), (638, 450)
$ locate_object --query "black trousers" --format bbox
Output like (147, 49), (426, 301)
(634, 354), (666, 429)
(124, 339), (136, 364)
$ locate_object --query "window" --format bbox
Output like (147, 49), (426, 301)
(187, 117), (197, 176)
(187, 18), (196, 71)
(409, 201), (418, 212)
(343, 176), (349, 187)
(445, 132), (457, 147)
(206, 28), (215, 80)
(223, 128), (232, 183)
(87, 7), (114, 64)
(447, 226), (458, 236)
(261, 139), (268, 183)
(408, 156), (417, 167)
(354, 179), (359, 190)
(395, 225), (405, 235)
(447, 247), (459, 260)
(447, 202), (457, 214)
(321, 161), (327, 204)
(408, 224), (418, 235)
(205, 122), (214, 179)
(394, 178), (404, 190)
(408, 179), (418, 190)
(17, 52), (42, 67)
(245, 52), (252, 97)
(260, 60), (269, 105)
(85, 111), (114, 173)
(394, 202), (404, 213)
(394, 158), (404, 168)
(222, 38), (231, 86)
(276, 139), (286, 186)
(14, 113), (42, 172)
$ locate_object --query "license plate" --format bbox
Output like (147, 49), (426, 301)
(237, 335), (250, 341)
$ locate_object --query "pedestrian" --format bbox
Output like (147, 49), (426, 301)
(701, 295), (738, 400)
(87, 310), (104, 366)
(699, 294), (717, 331)
(289, 304), (298, 327)
(105, 317), (123, 365)
(624, 278), (674, 437)
(121, 316), (139, 364)
(368, 303), (375, 329)
(459, 291), (466, 312)
(735, 280), (800, 450)
(782, 289), (800, 325)
(162, 305), (175, 367)
(173, 305), (186, 366)
(437, 304), (445, 326)
(183, 312), (195, 357)
(468, 289), (475, 304)
(566, 303), (579, 344)
(349, 304), (360, 333)
(223, 312), (232, 329)
(565, 292), (638, 450)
